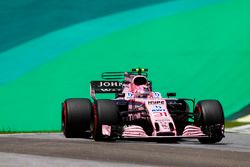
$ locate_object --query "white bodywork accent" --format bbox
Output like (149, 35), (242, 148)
(182, 125), (205, 136)
(102, 125), (111, 136)
(122, 126), (148, 137)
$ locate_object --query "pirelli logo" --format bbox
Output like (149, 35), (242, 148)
(148, 100), (165, 105)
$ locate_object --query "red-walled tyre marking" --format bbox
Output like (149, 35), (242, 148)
(194, 104), (202, 126)
(196, 104), (202, 113)
(92, 104), (98, 137)
(63, 102), (67, 129)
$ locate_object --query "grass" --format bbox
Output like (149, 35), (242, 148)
(225, 121), (250, 129)
(0, 130), (61, 134)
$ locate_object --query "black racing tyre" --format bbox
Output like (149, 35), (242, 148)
(62, 98), (92, 138)
(93, 99), (119, 141)
(194, 100), (224, 144)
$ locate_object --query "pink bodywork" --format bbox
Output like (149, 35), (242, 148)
(101, 75), (204, 137)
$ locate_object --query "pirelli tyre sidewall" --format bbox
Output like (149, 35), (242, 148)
(62, 98), (92, 138)
(194, 100), (225, 144)
(93, 99), (119, 141)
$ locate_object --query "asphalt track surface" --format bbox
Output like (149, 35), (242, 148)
(0, 132), (250, 167)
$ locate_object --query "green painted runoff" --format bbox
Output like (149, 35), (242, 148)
(0, 0), (249, 131)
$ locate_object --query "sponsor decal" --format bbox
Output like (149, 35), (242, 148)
(100, 89), (112, 92)
(152, 105), (166, 112)
(125, 92), (134, 99)
(148, 100), (165, 105)
(91, 81), (122, 93)
(153, 92), (161, 98)
(98, 81), (123, 87)
(100, 88), (122, 92)
(127, 112), (147, 121)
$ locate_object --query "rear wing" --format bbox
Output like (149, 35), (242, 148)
(90, 68), (149, 99)
(90, 81), (123, 99)
(101, 68), (149, 79)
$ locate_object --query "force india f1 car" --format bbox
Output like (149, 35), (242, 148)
(62, 68), (225, 143)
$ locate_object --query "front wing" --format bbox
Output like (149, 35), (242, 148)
(121, 135), (209, 142)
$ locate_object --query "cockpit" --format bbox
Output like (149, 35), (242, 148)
(130, 76), (151, 97)
(133, 76), (148, 86)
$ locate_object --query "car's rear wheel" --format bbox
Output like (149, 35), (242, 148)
(194, 100), (224, 144)
(93, 99), (119, 141)
(62, 98), (92, 138)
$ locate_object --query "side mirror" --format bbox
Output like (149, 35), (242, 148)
(167, 92), (176, 98)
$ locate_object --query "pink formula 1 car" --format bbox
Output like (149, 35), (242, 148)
(62, 68), (225, 143)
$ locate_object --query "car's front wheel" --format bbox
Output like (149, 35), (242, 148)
(194, 100), (224, 144)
